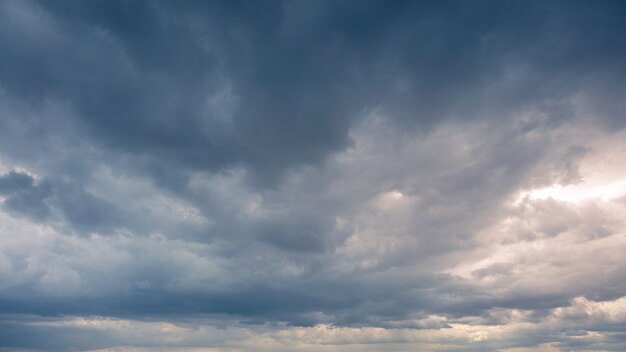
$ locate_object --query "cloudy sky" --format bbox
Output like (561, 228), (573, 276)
(1, 0), (626, 351)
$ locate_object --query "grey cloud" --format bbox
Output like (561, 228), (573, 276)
(1, 1), (626, 351)
(52, 181), (127, 234)
(1, 0), (625, 188)
(0, 171), (148, 235)
(0, 171), (52, 220)
(0, 171), (34, 194)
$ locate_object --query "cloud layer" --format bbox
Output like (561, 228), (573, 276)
(1, 0), (626, 351)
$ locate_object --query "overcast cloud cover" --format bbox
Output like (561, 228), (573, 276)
(1, 0), (626, 351)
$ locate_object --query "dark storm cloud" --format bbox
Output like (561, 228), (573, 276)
(1, 1), (626, 351)
(0, 171), (51, 220)
(0, 170), (156, 235)
(1, 0), (625, 187)
(52, 180), (127, 234)
(0, 170), (132, 233)
(0, 171), (34, 193)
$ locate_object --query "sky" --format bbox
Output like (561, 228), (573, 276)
(1, 0), (626, 351)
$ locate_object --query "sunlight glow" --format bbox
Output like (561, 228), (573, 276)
(514, 180), (626, 205)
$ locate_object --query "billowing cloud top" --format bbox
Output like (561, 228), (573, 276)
(1, 1), (626, 351)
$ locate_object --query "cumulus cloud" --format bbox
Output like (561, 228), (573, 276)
(1, 0), (626, 351)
